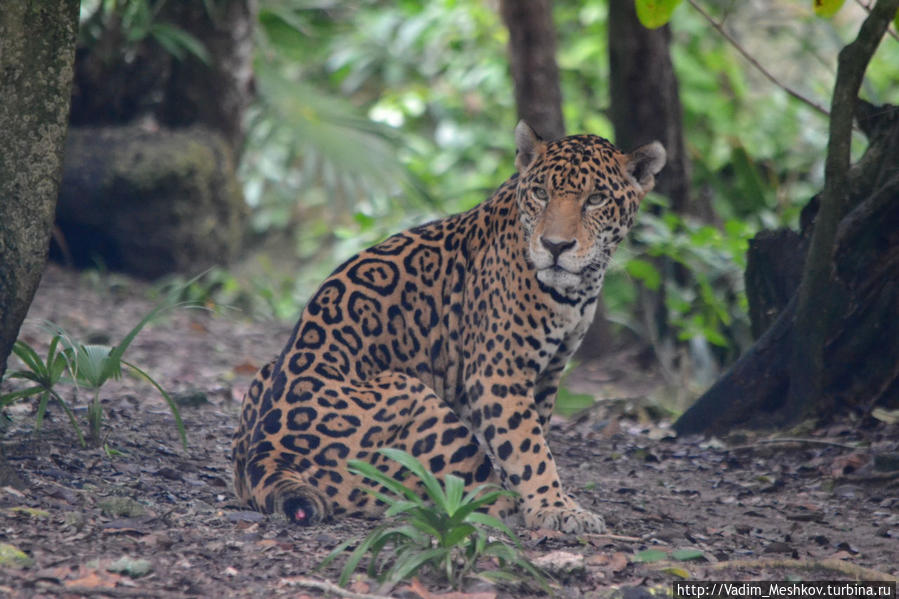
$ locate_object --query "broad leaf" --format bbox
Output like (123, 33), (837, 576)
(672, 548), (706, 561)
(635, 0), (683, 29)
(633, 548), (668, 562)
(813, 0), (846, 17)
(348, 458), (422, 504)
(377, 448), (447, 512)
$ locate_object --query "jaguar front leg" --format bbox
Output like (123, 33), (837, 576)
(465, 380), (605, 534)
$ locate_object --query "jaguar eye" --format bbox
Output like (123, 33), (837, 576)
(587, 193), (609, 208)
(533, 187), (548, 201)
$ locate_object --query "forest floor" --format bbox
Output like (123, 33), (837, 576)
(1, 265), (898, 599)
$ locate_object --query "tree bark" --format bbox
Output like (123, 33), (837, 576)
(607, 0), (693, 365)
(608, 0), (690, 213)
(0, 0), (79, 379)
(499, 0), (565, 140)
(500, 0), (621, 358)
(783, 0), (899, 424)
(159, 0), (257, 153)
(675, 100), (899, 436)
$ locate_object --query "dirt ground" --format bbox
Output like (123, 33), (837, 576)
(1, 265), (897, 598)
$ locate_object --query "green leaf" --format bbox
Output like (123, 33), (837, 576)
(377, 448), (447, 512)
(465, 511), (519, 542)
(813, 0), (846, 17)
(0, 386), (44, 407)
(75, 344), (117, 388)
(635, 0), (683, 29)
(337, 528), (385, 587)
(441, 523), (477, 548)
(149, 23), (210, 63)
(11, 341), (44, 376)
(0, 543), (34, 568)
(633, 549), (668, 563)
(554, 387), (595, 417)
(448, 489), (513, 526)
(347, 458), (422, 504)
(672, 548), (706, 561)
(626, 258), (662, 291)
(386, 547), (446, 583)
(442, 473), (465, 515)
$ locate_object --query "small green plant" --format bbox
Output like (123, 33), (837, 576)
(322, 448), (545, 591)
(52, 298), (187, 448)
(0, 337), (84, 446)
(1, 294), (188, 449)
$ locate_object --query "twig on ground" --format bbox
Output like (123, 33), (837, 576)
(686, 0), (831, 118)
(37, 584), (189, 598)
(835, 470), (899, 485)
(708, 557), (898, 582)
(726, 438), (861, 452)
(280, 576), (397, 599)
(587, 532), (643, 543)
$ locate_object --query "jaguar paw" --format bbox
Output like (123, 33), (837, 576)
(526, 505), (606, 534)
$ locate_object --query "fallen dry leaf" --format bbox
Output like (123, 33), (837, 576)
(233, 361), (260, 375)
(65, 570), (122, 589)
(609, 552), (630, 573)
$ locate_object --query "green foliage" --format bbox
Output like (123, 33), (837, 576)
(620, 195), (754, 355)
(554, 387), (597, 418)
(813, 0), (847, 18)
(1, 293), (188, 448)
(151, 265), (310, 322)
(55, 297), (186, 447)
(322, 448), (544, 591)
(237, 0), (899, 368)
(635, 0), (683, 29)
(79, 0), (209, 63)
(0, 337), (84, 446)
(632, 549), (668, 563)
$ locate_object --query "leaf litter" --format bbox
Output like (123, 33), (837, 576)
(0, 265), (897, 598)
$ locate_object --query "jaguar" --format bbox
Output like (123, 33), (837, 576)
(232, 121), (665, 533)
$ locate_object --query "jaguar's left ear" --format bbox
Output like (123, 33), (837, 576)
(624, 141), (666, 193)
(514, 120), (547, 173)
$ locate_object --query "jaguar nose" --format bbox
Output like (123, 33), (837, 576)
(540, 236), (576, 260)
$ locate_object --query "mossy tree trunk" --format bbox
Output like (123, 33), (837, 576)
(0, 1), (79, 380)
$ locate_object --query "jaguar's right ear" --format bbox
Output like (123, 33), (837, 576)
(515, 120), (546, 173)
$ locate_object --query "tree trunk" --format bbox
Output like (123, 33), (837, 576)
(500, 0), (620, 358)
(159, 0), (256, 153)
(73, 1), (255, 151)
(675, 100), (899, 436)
(0, 0), (79, 379)
(608, 0), (690, 213)
(607, 0), (693, 364)
(783, 0), (899, 424)
(499, 0), (565, 141)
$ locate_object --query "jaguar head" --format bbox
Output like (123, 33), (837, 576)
(513, 121), (666, 294)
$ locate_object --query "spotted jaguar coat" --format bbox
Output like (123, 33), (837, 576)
(232, 122), (665, 533)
